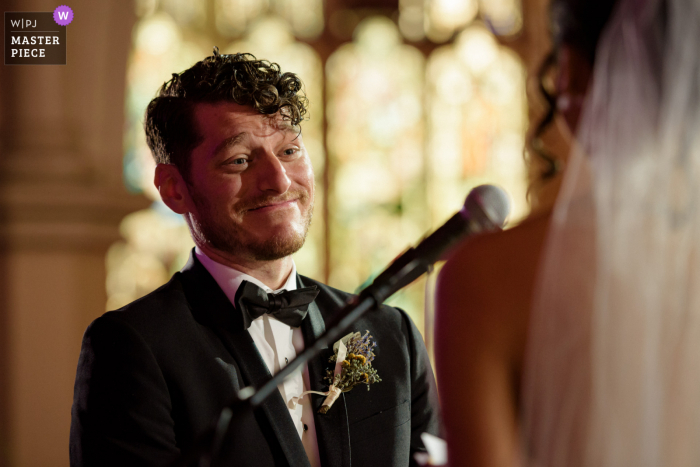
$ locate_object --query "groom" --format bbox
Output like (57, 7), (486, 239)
(70, 50), (441, 467)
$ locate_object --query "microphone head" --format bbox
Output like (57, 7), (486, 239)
(464, 184), (511, 228)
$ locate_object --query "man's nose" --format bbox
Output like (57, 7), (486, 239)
(257, 151), (291, 194)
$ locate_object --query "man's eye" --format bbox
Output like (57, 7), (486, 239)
(230, 157), (247, 165)
(283, 148), (298, 156)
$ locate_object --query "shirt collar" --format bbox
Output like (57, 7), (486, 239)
(194, 247), (298, 308)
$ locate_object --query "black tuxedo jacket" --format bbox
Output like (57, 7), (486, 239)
(70, 252), (441, 466)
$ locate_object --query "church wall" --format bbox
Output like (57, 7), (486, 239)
(0, 1), (147, 465)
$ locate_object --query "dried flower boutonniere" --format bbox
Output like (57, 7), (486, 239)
(319, 330), (381, 414)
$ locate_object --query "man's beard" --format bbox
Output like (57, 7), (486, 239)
(188, 190), (313, 262)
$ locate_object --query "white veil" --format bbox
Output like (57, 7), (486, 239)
(522, 0), (700, 465)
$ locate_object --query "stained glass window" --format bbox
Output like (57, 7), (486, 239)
(326, 17), (427, 322)
(478, 0), (523, 36)
(216, 0), (323, 39)
(426, 24), (528, 225)
(399, 0), (523, 43)
(325, 16), (527, 327)
(426, 0), (479, 43)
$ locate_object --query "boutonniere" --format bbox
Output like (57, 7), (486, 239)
(318, 330), (381, 414)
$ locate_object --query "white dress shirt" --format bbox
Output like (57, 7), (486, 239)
(195, 248), (321, 467)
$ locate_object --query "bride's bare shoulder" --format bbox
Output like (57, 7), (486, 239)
(437, 210), (552, 333)
(441, 210), (551, 285)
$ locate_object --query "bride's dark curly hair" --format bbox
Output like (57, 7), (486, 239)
(145, 48), (308, 181)
(529, 0), (619, 183)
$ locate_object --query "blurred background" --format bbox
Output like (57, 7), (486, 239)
(0, 0), (566, 465)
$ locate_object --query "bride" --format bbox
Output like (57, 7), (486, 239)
(435, 0), (700, 465)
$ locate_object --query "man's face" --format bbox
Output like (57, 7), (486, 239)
(184, 102), (314, 262)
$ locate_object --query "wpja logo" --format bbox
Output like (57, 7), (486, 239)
(4, 5), (72, 65)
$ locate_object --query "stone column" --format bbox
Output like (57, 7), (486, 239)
(0, 1), (147, 465)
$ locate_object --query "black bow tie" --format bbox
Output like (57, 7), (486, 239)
(234, 280), (319, 329)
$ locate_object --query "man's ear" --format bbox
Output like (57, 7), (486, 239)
(154, 164), (192, 215)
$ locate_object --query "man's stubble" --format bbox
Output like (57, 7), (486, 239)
(187, 186), (314, 262)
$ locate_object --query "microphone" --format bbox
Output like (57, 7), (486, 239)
(360, 184), (510, 301)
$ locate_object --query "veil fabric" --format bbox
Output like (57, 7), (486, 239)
(522, 0), (700, 465)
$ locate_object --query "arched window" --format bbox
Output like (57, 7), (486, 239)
(326, 17), (426, 297)
(426, 24), (528, 225)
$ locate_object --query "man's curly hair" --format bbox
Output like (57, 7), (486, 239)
(145, 48), (308, 181)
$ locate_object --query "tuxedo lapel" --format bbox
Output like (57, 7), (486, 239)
(180, 252), (309, 466)
(213, 328), (310, 467)
(298, 276), (351, 467)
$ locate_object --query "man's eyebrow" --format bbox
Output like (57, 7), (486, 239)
(277, 121), (302, 140)
(213, 132), (248, 156)
(278, 121), (297, 132)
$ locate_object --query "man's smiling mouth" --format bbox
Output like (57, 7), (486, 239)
(247, 198), (298, 212)
(243, 191), (308, 213)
